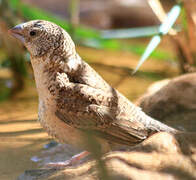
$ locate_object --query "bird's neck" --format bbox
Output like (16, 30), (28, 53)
(31, 55), (52, 101)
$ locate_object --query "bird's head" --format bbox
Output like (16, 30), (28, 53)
(9, 20), (75, 58)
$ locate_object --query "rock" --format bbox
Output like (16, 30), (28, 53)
(17, 132), (196, 180)
(136, 73), (196, 132)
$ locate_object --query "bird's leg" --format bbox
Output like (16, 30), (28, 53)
(44, 151), (90, 169)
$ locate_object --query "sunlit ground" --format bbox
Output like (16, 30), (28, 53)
(0, 43), (179, 180)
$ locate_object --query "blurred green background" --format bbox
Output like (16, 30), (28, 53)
(0, 0), (196, 179)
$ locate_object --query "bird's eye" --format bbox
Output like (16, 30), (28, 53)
(29, 31), (36, 36)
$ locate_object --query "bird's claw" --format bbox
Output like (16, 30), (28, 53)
(44, 151), (90, 169)
(44, 159), (74, 169)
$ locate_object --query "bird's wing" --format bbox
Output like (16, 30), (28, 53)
(55, 74), (148, 146)
(56, 104), (147, 146)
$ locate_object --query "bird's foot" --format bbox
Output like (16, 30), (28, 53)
(44, 151), (90, 169)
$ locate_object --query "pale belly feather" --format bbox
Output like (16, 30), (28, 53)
(38, 98), (84, 148)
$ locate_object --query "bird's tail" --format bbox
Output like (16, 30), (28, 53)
(145, 114), (179, 134)
(127, 100), (179, 134)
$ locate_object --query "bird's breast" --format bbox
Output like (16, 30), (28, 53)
(38, 98), (88, 148)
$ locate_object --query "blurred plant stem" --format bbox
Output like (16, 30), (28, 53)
(148, 0), (196, 73)
(69, 0), (80, 38)
(83, 131), (110, 180)
(172, 0), (196, 73)
(0, 0), (27, 97)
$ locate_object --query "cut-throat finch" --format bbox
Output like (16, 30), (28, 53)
(9, 20), (178, 167)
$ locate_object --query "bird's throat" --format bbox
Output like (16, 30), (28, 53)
(31, 56), (55, 101)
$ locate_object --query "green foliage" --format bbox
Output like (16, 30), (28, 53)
(0, 82), (11, 101)
(125, 44), (173, 61)
(181, 7), (188, 33)
(83, 38), (173, 61)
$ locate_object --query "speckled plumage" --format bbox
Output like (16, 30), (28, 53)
(10, 20), (178, 153)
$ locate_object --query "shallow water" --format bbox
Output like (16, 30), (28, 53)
(0, 47), (178, 180)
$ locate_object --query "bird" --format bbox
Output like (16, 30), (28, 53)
(9, 20), (178, 167)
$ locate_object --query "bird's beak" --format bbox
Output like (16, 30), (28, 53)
(8, 24), (25, 43)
